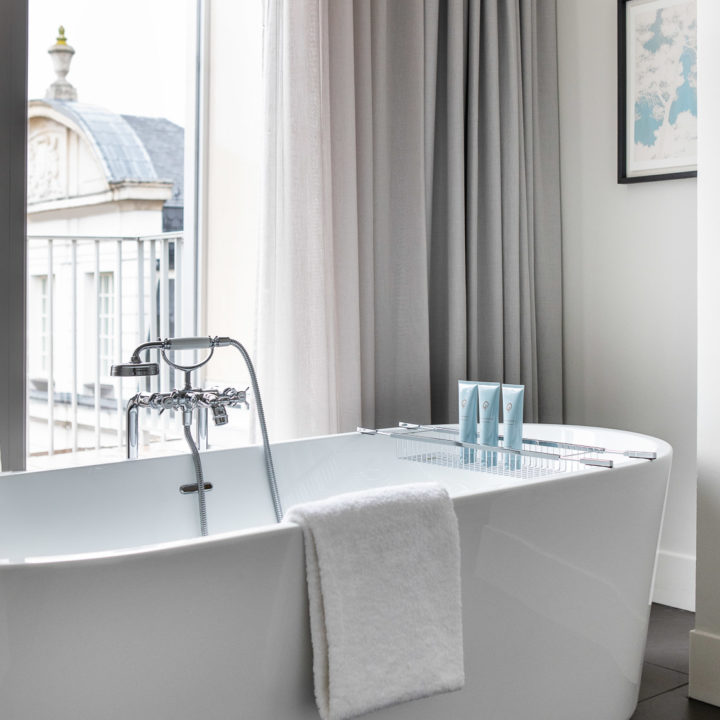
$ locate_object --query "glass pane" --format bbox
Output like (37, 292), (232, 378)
(26, 0), (191, 468)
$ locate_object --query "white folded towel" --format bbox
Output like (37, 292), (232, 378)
(285, 482), (464, 720)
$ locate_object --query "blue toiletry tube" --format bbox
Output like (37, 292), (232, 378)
(502, 384), (525, 469)
(477, 382), (501, 466)
(458, 381), (479, 464)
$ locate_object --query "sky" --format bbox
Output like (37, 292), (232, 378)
(28, 0), (190, 126)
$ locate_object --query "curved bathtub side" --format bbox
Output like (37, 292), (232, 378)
(450, 449), (671, 720)
(0, 445), (670, 720)
(0, 523), (315, 720)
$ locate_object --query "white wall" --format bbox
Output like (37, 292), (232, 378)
(183, 1), (264, 449)
(27, 203), (164, 237)
(203, 0), (263, 388)
(690, 0), (720, 706)
(557, 0), (697, 610)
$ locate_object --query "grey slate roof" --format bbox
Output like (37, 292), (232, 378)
(122, 114), (184, 206)
(42, 100), (184, 206)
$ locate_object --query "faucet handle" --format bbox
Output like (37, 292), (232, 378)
(212, 405), (229, 426)
(165, 336), (214, 351)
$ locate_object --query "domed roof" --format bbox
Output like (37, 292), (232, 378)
(29, 30), (184, 230)
(42, 99), (160, 184)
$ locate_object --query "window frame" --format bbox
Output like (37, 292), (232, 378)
(0, 0), (28, 472)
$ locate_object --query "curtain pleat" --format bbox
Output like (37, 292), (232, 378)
(529, 0), (564, 423)
(258, 0), (563, 441)
(371, 1), (433, 428)
(427, 0), (467, 426)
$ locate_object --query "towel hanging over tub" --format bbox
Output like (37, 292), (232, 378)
(285, 482), (464, 720)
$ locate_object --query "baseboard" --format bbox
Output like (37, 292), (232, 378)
(690, 629), (720, 707)
(651, 549), (696, 611)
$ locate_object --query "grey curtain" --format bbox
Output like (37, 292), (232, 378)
(426, 0), (563, 424)
(258, 0), (562, 440)
(356, 0), (563, 425)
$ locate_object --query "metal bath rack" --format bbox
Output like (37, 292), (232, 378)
(357, 423), (657, 479)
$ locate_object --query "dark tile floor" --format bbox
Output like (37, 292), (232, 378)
(631, 604), (720, 719)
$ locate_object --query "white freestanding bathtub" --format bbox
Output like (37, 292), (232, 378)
(0, 423), (669, 720)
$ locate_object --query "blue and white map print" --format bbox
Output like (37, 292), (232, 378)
(630, 0), (696, 172)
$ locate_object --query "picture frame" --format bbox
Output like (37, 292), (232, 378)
(618, 0), (697, 183)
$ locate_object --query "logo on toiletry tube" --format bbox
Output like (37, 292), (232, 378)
(506, 402), (512, 411)
(482, 401), (489, 410)
(461, 399), (467, 408)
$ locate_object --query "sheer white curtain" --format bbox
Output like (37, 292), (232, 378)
(258, 0), (434, 440)
(257, 0), (563, 442)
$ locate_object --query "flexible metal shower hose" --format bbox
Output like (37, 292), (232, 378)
(228, 339), (283, 523)
(184, 424), (209, 536)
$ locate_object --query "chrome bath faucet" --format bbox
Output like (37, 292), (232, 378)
(111, 336), (283, 527)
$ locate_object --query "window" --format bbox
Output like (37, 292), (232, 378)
(2, 0), (264, 469)
(39, 276), (49, 372)
(24, 0), (193, 466)
(98, 272), (113, 378)
(28, 273), (53, 380)
(35, 275), (49, 373)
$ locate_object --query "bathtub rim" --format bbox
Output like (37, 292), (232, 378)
(0, 423), (671, 569)
(3, 422), (671, 479)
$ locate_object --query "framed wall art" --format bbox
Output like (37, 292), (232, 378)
(618, 0), (697, 183)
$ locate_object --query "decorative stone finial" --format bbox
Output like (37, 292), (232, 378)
(45, 26), (77, 102)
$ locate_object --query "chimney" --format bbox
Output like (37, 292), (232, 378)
(45, 26), (77, 101)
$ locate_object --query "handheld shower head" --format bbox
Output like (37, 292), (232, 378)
(110, 362), (160, 377)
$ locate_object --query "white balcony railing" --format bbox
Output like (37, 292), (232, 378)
(27, 233), (184, 462)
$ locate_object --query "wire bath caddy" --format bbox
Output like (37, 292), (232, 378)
(357, 423), (657, 480)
